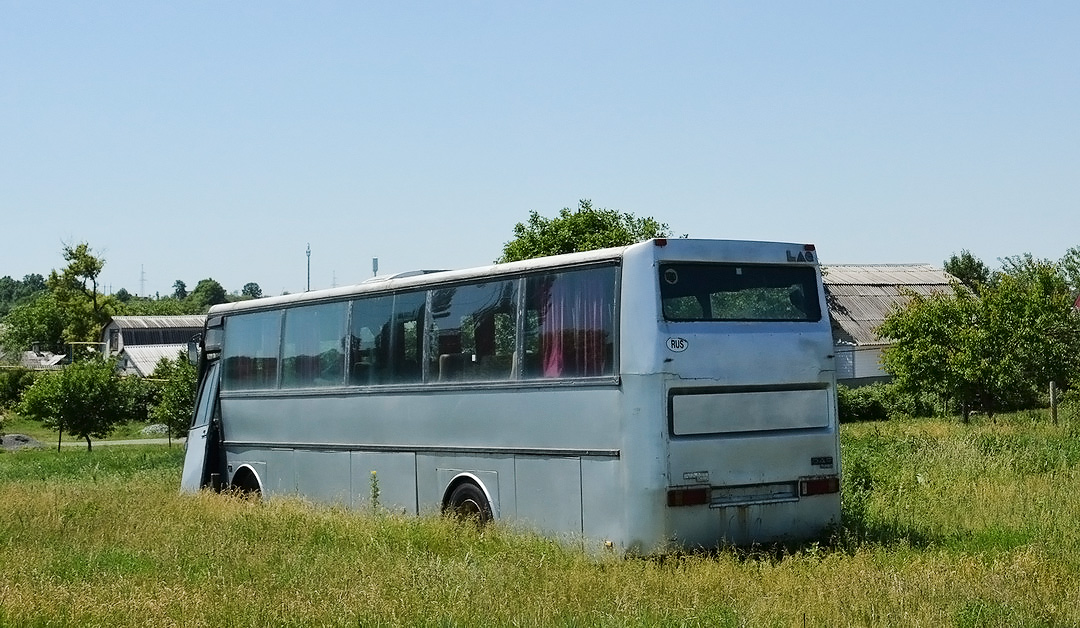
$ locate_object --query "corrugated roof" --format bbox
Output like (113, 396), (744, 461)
(119, 344), (187, 377)
(824, 264), (960, 346)
(823, 264), (956, 286)
(108, 315), (205, 330)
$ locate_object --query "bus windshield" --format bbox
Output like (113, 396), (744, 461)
(659, 263), (821, 322)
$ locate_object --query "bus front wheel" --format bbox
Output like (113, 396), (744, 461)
(444, 482), (493, 524)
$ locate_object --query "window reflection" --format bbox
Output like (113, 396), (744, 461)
(222, 311), (281, 390)
(281, 302), (347, 388)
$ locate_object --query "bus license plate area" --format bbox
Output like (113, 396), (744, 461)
(708, 481), (798, 508)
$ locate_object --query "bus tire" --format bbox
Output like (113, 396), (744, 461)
(444, 482), (493, 524)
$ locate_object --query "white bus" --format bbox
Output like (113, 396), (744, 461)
(181, 238), (841, 552)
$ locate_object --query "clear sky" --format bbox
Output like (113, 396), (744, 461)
(2, 2), (1077, 297)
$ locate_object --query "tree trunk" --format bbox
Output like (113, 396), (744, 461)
(85, 436), (92, 452)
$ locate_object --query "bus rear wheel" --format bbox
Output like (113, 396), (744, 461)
(444, 482), (493, 524)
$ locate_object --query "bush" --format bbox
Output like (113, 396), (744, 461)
(0, 367), (36, 409)
(837, 381), (935, 423)
(1060, 389), (1080, 426)
(837, 383), (889, 423)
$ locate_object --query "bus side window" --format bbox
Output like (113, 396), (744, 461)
(281, 302), (347, 388)
(222, 311), (282, 391)
(391, 293), (426, 384)
(524, 267), (617, 379)
(351, 295), (393, 386)
(427, 280), (517, 383)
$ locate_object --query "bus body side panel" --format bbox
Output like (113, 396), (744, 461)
(351, 452), (418, 514)
(218, 386), (623, 538)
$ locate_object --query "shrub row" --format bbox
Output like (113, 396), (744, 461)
(836, 381), (935, 423)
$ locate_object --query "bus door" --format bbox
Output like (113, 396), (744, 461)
(181, 360), (221, 493)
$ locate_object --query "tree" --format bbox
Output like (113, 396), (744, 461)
(189, 278), (228, 310)
(497, 199), (672, 263)
(241, 282), (263, 299)
(45, 242), (119, 344)
(173, 280), (188, 300)
(1059, 246), (1080, 299)
(880, 257), (1080, 420)
(17, 355), (130, 451)
(944, 250), (990, 293)
(150, 350), (197, 443)
(0, 292), (66, 353)
(0, 273), (47, 317)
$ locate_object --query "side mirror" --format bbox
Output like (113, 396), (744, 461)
(187, 336), (201, 366)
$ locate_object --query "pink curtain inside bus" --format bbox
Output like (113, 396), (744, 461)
(533, 267), (616, 378)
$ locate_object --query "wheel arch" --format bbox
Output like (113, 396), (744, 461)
(441, 472), (496, 516)
(230, 463), (265, 495)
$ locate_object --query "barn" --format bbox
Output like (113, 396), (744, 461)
(101, 315), (205, 377)
(823, 265), (958, 386)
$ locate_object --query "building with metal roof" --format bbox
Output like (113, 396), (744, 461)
(823, 264), (959, 384)
(101, 315), (205, 356)
(100, 315), (205, 377)
(116, 344), (188, 377)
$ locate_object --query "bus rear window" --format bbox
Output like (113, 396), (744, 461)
(660, 263), (821, 322)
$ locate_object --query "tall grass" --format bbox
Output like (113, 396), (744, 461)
(1, 416), (1079, 626)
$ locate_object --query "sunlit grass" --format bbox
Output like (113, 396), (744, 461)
(0, 415), (1079, 626)
(2, 413), (170, 445)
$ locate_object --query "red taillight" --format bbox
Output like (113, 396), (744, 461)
(667, 487), (709, 507)
(804, 244), (816, 251)
(799, 477), (840, 496)
(654, 238), (668, 247)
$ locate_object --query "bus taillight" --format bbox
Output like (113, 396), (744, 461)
(799, 477), (840, 497)
(667, 486), (709, 507)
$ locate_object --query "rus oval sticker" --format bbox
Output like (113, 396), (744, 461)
(667, 337), (688, 352)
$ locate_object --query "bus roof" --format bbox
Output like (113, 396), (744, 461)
(207, 238), (817, 317)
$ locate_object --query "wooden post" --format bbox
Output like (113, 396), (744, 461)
(1050, 381), (1058, 425)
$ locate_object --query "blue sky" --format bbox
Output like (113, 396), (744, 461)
(2, 2), (1077, 297)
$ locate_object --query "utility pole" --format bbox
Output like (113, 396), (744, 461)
(306, 243), (311, 292)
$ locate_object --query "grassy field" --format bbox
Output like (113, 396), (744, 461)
(1, 414), (1079, 626)
(1, 415), (174, 447)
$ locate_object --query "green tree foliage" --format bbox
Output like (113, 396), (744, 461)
(118, 295), (203, 316)
(241, 282), (263, 299)
(189, 278), (228, 310)
(149, 351), (197, 442)
(1057, 246), (1080, 299)
(17, 355), (131, 451)
(119, 373), (157, 424)
(0, 292), (66, 354)
(880, 258), (1080, 420)
(45, 242), (121, 344)
(944, 250), (990, 293)
(0, 367), (36, 409)
(0, 273), (47, 317)
(497, 199), (672, 263)
(173, 280), (188, 300)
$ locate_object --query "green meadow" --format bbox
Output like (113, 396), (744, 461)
(1, 414), (1079, 627)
